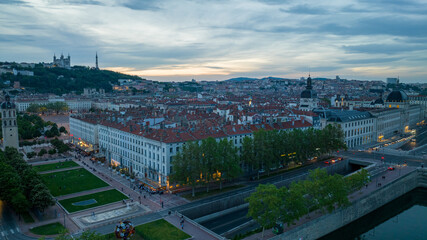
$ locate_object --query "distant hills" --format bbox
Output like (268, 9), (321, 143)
(0, 63), (141, 95)
(225, 76), (336, 82)
(225, 76), (295, 82)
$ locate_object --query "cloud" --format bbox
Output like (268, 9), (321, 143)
(281, 4), (329, 15)
(120, 0), (160, 10)
(0, 0), (426, 82)
(340, 57), (403, 64)
(60, 0), (104, 5)
(318, 16), (427, 37)
(0, 0), (27, 5)
(342, 44), (422, 54)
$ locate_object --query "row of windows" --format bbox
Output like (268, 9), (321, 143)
(344, 119), (373, 128)
(3, 120), (16, 127)
(2, 110), (15, 118)
(345, 126), (373, 138)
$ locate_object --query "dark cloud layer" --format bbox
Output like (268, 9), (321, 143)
(0, 0), (426, 81)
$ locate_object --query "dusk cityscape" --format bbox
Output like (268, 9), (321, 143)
(0, 1), (426, 240)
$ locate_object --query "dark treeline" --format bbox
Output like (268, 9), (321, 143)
(0, 148), (54, 218)
(0, 64), (141, 95)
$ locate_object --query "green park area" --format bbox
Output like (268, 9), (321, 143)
(59, 189), (128, 213)
(105, 219), (190, 240)
(29, 222), (67, 235)
(41, 168), (108, 196)
(33, 161), (79, 172)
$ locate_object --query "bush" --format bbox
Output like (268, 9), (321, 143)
(26, 152), (36, 158)
(38, 149), (47, 157)
(48, 149), (56, 155)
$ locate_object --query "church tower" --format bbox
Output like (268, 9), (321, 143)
(299, 75), (318, 111)
(96, 52), (99, 70)
(1, 95), (19, 149)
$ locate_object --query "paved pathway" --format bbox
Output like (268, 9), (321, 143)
(164, 214), (220, 240)
(56, 186), (113, 201)
(38, 166), (82, 174)
(244, 165), (418, 240)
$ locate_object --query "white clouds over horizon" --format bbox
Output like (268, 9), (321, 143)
(0, 0), (426, 82)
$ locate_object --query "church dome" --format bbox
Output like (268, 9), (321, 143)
(1, 95), (15, 109)
(301, 89), (317, 99)
(373, 98), (384, 105)
(386, 90), (408, 102)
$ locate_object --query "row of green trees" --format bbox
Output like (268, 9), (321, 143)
(0, 148), (54, 218)
(170, 125), (347, 196)
(26, 138), (70, 158)
(26, 102), (69, 114)
(246, 168), (370, 237)
(171, 137), (241, 197)
(241, 124), (347, 176)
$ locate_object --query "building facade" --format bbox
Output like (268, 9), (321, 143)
(70, 115), (312, 188)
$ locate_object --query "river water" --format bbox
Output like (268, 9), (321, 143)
(319, 188), (427, 240)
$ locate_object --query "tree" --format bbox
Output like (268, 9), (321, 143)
(170, 141), (201, 197)
(38, 149), (47, 156)
(346, 168), (370, 192)
(216, 138), (240, 190)
(11, 192), (30, 217)
(241, 136), (255, 172)
(59, 126), (67, 133)
(0, 162), (22, 202)
(201, 137), (219, 192)
(31, 183), (55, 212)
(281, 182), (308, 226)
(26, 103), (40, 113)
(246, 184), (283, 238)
(48, 148), (57, 155)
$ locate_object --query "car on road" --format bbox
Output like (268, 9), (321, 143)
(388, 166), (395, 171)
(258, 169), (265, 174)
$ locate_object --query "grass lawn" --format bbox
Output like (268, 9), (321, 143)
(33, 161), (79, 172)
(22, 211), (35, 223)
(41, 168), (108, 196)
(104, 219), (190, 240)
(181, 184), (245, 201)
(29, 222), (67, 235)
(59, 189), (128, 213)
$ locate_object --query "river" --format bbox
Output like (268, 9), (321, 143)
(319, 188), (427, 240)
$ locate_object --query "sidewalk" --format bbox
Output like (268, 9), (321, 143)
(164, 214), (220, 240)
(244, 165), (417, 240)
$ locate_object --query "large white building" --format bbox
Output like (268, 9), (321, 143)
(15, 98), (92, 112)
(70, 115), (312, 189)
(315, 109), (376, 148)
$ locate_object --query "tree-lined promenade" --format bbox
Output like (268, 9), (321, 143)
(246, 168), (370, 237)
(171, 124), (347, 197)
(26, 102), (69, 114)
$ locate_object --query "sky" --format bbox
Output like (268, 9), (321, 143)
(1, 0), (426, 83)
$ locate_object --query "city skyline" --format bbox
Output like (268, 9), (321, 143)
(1, 0), (426, 82)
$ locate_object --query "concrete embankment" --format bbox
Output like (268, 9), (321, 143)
(271, 168), (427, 240)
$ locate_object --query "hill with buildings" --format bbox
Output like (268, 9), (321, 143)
(0, 62), (142, 95)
